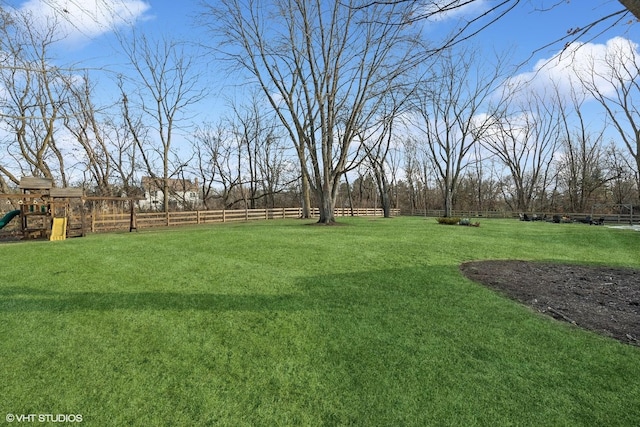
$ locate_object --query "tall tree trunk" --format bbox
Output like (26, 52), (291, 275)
(373, 167), (392, 218)
(381, 191), (391, 218)
(317, 183), (336, 224)
(163, 178), (169, 213)
(444, 183), (453, 217)
(301, 171), (311, 218)
(345, 174), (354, 216)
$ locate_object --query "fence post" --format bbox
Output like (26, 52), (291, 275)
(91, 201), (96, 233)
(129, 201), (136, 232)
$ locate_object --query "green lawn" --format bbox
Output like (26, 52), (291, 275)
(1, 217), (639, 426)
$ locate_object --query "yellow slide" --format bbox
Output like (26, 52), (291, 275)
(50, 217), (67, 241)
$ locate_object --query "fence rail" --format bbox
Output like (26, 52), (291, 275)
(89, 207), (400, 233)
(3, 206), (634, 236)
(403, 209), (637, 224)
(402, 210), (513, 218)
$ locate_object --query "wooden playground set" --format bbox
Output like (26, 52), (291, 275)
(0, 177), (396, 240)
(0, 177), (137, 241)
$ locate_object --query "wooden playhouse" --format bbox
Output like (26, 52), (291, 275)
(0, 177), (86, 240)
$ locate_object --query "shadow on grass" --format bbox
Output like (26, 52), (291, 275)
(0, 287), (307, 312)
(0, 266), (455, 313)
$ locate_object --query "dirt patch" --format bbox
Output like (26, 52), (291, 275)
(460, 260), (640, 346)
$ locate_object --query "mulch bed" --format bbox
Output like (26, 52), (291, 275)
(460, 260), (640, 346)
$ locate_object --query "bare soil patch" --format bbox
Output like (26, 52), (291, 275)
(460, 260), (640, 346)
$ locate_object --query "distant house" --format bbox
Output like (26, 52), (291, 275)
(139, 177), (201, 210)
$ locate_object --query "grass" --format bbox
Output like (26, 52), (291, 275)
(1, 217), (639, 426)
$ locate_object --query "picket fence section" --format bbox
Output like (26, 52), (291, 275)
(90, 207), (401, 233)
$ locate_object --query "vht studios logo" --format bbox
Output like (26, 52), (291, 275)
(6, 413), (83, 423)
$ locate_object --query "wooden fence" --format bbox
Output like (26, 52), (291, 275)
(403, 210), (512, 219)
(403, 209), (637, 224)
(89, 207), (401, 233)
(5, 205), (634, 236)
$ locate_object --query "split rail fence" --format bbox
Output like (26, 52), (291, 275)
(90, 207), (400, 233)
(403, 209), (637, 224)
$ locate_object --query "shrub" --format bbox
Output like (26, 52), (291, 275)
(436, 217), (461, 225)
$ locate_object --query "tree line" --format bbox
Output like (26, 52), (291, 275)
(0, 1), (638, 221)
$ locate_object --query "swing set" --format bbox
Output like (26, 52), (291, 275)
(0, 177), (138, 241)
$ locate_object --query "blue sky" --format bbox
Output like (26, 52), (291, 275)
(421, 1), (640, 72)
(4, 0), (639, 114)
(3, 0), (640, 140)
(1, 0), (637, 186)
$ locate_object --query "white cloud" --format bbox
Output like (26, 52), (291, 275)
(419, 0), (490, 23)
(15, 0), (151, 46)
(505, 37), (640, 101)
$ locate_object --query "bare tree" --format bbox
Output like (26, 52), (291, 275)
(556, 85), (609, 212)
(574, 37), (640, 205)
(61, 72), (115, 194)
(0, 8), (73, 185)
(459, 140), (501, 212)
(203, 0), (420, 223)
(226, 94), (292, 209)
(360, 1), (634, 53)
(411, 46), (506, 217)
(118, 32), (206, 212)
(402, 136), (422, 214)
(190, 124), (219, 209)
(190, 121), (265, 209)
(361, 111), (400, 217)
(191, 123), (233, 209)
(256, 128), (295, 209)
(103, 113), (139, 197)
(482, 89), (561, 212)
(604, 142), (638, 205)
(402, 134), (442, 214)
